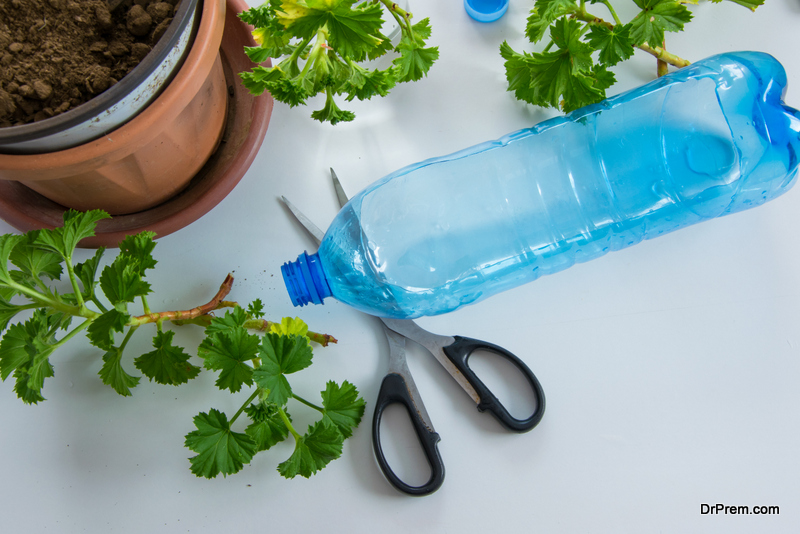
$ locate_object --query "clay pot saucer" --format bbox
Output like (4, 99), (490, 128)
(0, 0), (273, 248)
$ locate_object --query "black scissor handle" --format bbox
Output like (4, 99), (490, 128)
(372, 373), (445, 496)
(443, 336), (546, 433)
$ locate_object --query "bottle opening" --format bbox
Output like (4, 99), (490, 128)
(281, 251), (332, 307)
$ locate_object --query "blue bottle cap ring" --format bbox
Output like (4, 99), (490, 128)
(281, 251), (332, 307)
(464, 0), (509, 22)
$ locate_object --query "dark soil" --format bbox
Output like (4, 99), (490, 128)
(0, 0), (182, 127)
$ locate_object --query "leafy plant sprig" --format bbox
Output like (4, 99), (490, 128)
(501, 0), (764, 113)
(238, 0), (439, 124)
(0, 211), (365, 479)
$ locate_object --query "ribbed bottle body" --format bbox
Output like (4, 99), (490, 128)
(314, 52), (800, 318)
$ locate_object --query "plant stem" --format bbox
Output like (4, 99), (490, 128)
(293, 393), (324, 412)
(141, 295), (152, 316)
(231, 389), (261, 425)
(656, 40), (669, 77)
(243, 318), (338, 346)
(379, 0), (412, 35)
(91, 296), (108, 313)
(128, 274), (234, 327)
(278, 406), (300, 440)
(53, 318), (94, 349)
(301, 28), (328, 80)
(118, 325), (137, 352)
(641, 42), (690, 69)
(600, 0), (622, 25)
(6, 279), (91, 318)
(289, 35), (313, 64)
(32, 274), (49, 294)
(126, 274), (337, 345)
(63, 257), (85, 309)
(573, 9), (691, 69)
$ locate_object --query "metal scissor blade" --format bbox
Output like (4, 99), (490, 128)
(381, 317), (481, 404)
(382, 324), (435, 432)
(280, 196), (324, 244)
(331, 168), (349, 208)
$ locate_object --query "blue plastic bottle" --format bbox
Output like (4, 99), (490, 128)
(282, 52), (800, 319)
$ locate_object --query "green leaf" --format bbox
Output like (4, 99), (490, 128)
(244, 402), (290, 451)
(529, 19), (603, 111)
(392, 18), (439, 83)
(34, 210), (110, 260)
(198, 310), (259, 393)
(560, 71), (605, 113)
(245, 44), (282, 63)
(99, 255), (152, 306)
(343, 64), (395, 101)
(134, 330), (200, 386)
(0, 297), (26, 333)
(203, 306), (249, 335)
(324, 2), (386, 62)
(26, 341), (56, 396)
(0, 234), (23, 284)
(99, 347), (140, 397)
(629, 0), (693, 47)
(253, 333), (313, 405)
(500, 41), (536, 103)
(502, 19), (609, 112)
(588, 24), (635, 66)
(9, 232), (63, 284)
(277, 419), (344, 478)
(0, 322), (32, 382)
(268, 316), (309, 339)
(185, 409), (257, 478)
(239, 3), (283, 30)
(592, 63), (617, 92)
(0, 311), (58, 403)
(240, 65), (310, 106)
(246, 299), (265, 319)
(525, 0), (579, 43)
(0, 285), (12, 302)
(12, 368), (47, 404)
(118, 232), (157, 276)
(310, 90), (356, 125)
(321, 380), (365, 439)
(279, 0), (386, 62)
(73, 248), (105, 302)
(86, 309), (129, 350)
(720, 0), (764, 11)
(246, 25), (294, 60)
(549, 17), (594, 71)
(253, 366), (292, 406)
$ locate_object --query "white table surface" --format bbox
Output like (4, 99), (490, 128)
(2, 1), (799, 532)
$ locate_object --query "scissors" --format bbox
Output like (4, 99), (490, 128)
(281, 170), (546, 496)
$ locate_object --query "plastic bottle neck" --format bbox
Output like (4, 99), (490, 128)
(281, 251), (333, 307)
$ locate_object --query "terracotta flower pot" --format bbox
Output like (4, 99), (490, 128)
(0, 0), (274, 248)
(0, 0), (203, 154)
(0, 0), (228, 216)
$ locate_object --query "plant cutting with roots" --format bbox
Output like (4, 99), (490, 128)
(0, 210), (365, 480)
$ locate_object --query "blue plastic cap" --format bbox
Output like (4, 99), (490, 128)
(281, 251), (333, 307)
(464, 0), (509, 22)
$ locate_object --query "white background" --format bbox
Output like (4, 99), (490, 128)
(2, 0), (799, 532)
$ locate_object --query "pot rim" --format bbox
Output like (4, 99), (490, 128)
(0, 0), (201, 148)
(0, 0), (226, 174)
